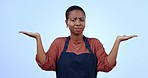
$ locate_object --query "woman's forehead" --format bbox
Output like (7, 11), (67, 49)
(68, 10), (85, 18)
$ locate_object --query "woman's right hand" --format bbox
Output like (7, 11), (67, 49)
(19, 31), (40, 39)
(19, 31), (46, 63)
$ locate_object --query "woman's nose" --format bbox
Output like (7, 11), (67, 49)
(76, 20), (81, 26)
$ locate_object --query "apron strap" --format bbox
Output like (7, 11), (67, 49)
(62, 36), (70, 52)
(83, 36), (93, 53)
(62, 36), (93, 53)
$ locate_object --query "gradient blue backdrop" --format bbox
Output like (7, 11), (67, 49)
(0, 0), (147, 78)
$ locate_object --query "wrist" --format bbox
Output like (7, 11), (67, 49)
(35, 33), (41, 40)
(116, 36), (122, 43)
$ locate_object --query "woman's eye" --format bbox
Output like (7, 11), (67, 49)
(80, 19), (84, 21)
(71, 19), (76, 22)
(80, 17), (85, 21)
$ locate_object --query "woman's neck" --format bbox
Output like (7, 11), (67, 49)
(70, 34), (83, 44)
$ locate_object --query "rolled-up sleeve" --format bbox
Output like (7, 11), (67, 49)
(92, 38), (116, 72)
(97, 55), (116, 72)
(36, 38), (60, 71)
(36, 54), (56, 71)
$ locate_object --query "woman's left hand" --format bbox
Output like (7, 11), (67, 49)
(117, 35), (138, 42)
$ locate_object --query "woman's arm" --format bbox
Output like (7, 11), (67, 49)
(19, 31), (46, 64)
(107, 35), (137, 66)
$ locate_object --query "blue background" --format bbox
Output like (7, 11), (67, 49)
(0, 0), (147, 78)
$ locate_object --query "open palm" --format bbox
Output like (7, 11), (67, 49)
(19, 31), (40, 39)
(117, 35), (137, 42)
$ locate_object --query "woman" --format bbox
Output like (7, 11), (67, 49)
(19, 5), (137, 78)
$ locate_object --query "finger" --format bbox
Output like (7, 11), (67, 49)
(19, 31), (28, 34)
(19, 31), (24, 33)
(128, 35), (138, 38)
(125, 35), (137, 40)
(131, 35), (138, 37)
(19, 31), (32, 36)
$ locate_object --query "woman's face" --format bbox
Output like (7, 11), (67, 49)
(66, 10), (86, 35)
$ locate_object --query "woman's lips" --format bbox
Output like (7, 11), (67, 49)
(74, 28), (82, 32)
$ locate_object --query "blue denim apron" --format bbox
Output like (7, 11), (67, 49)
(56, 36), (97, 78)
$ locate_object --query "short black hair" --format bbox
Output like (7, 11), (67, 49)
(65, 5), (86, 20)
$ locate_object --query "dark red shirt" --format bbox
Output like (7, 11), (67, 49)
(36, 37), (116, 72)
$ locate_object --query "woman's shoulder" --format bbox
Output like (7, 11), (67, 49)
(50, 37), (67, 46)
(86, 36), (103, 45)
(86, 36), (104, 50)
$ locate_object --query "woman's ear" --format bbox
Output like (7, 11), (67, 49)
(65, 20), (69, 28)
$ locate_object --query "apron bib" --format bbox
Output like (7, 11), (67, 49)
(56, 36), (97, 78)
